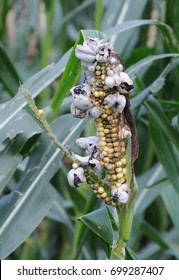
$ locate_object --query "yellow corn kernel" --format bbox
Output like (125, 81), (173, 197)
(101, 113), (108, 119)
(121, 157), (127, 165)
(96, 70), (101, 76)
(114, 146), (120, 152)
(116, 161), (122, 167)
(99, 91), (105, 97)
(108, 148), (114, 154)
(105, 197), (111, 203)
(98, 127), (104, 132)
(111, 174), (117, 181)
(72, 163), (79, 169)
(101, 75), (106, 80)
(122, 168), (127, 175)
(107, 115), (113, 121)
(38, 109), (44, 116)
(96, 117), (102, 123)
(106, 109), (112, 115)
(103, 146), (109, 152)
(121, 147), (126, 153)
(111, 127), (117, 133)
(113, 141), (120, 147)
(116, 182), (121, 188)
(117, 173), (124, 179)
(104, 128), (110, 134)
(102, 151), (108, 157)
(103, 157), (110, 163)
(99, 131), (105, 137)
(114, 152), (120, 157)
(93, 91), (100, 98)
(98, 187), (104, 194)
(110, 185), (116, 190)
(100, 141), (106, 147)
(101, 192), (107, 199)
(100, 136), (106, 142)
(116, 167), (122, 173)
(97, 122), (103, 127)
(111, 201), (117, 207)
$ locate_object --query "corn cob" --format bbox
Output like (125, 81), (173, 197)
(68, 37), (138, 207)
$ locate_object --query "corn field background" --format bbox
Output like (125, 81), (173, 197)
(0, 0), (179, 260)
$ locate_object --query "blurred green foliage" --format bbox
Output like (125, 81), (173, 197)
(0, 0), (179, 260)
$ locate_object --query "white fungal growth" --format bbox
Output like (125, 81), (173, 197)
(105, 76), (115, 88)
(120, 183), (128, 191)
(111, 188), (128, 204)
(120, 72), (133, 85)
(75, 37), (102, 64)
(75, 48), (96, 63)
(73, 154), (90, 166)
(70, 102), (87, 119)
(75, 136), (98, 154)
(88, 106), (103, 118)
(116, 63), (124, 73)
(71, 84), (93, 111)
(73, 95), (93, 111)
(113, 74), (121, 86)
(95, 42), (113, 62)
(88, 158), (102, 169)
(119, 72), (134, 93)
(114, 95), (126, 113)
(67, 167), (86, 188)
(118, 125), (132, 139)
(104, 93), (126, 113)
(70, 84), (91, 98)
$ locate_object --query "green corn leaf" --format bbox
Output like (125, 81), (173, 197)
(0, 184), (54, 260)
(131, 58), (179, 110)
(94, 0), (103, 30)
(139, 228), (179, 260)
(150, 77), (165, 93)
(51, 29), (105, 111)
(0, 0), (8, 38)
(126, 244), (140, 260)
(161, 186), (179, 233)
(72, 192), (100, 259)
(104, 20), (179, 52)
(0, 109), (41, 193)
(102, 0), (125, 29)
(135, 176), (168, 216)
(158, 100), (179, 109)
(145, 95), (179, 150)
(141, 220), (169, 249)
(0, 109), (41, 143)
(147, 103), (179, 192)
(0, 42), (21, 96)
(60, 0), (94, 26)
(81, 29), (105, 40)
(130, 166), (165, 247)
(0, 50), (70, 144)
(127, 53), (179, 76)
(78, 206), (113, 245)
(0, 114), (85, 259)
(47, 186), (73, 231)
(50, 33), (83, 111)
(104, 1), (148, 54)
(0, 122), (41, 193)
(0, 141), (22, 194)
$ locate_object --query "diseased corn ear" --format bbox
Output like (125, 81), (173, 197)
(67, 37), (137, 207)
